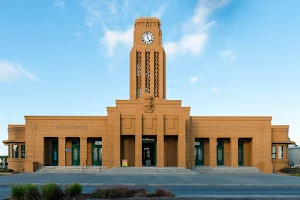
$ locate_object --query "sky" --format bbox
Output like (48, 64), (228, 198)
(0, 0), (299, 155)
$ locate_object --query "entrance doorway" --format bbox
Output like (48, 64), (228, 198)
(92, 142), (102, 166)
(142, 137), (156, 166)
(52, 140), (58, 166)
(164, 136), (178, 167)
(72, 144), (80, 166)
(217, 140), (224, 165)
(195, 140), (204, 166)
(238, 141), (244, 166)
(44, 137), (58, 166)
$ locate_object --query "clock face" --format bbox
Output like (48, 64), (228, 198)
(142, 31), (154, 44)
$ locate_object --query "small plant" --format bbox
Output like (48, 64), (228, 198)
(126, 188), (147, 198)
(11, 184), (40, 200)
(64, 182), (82, 198)
(153, 188), (175, 197)
(91, 187), (153, 199)
(41, 183), (64, 200)
(11, 184), (26, 200)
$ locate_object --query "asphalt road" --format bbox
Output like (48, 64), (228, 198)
(1, 185), (300, 199)
(1, 173), (300, 199)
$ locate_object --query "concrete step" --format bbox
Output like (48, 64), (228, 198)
(102, 167), (199, 175)
(35, 166), (107, 173)
(192, 166), (262, 174)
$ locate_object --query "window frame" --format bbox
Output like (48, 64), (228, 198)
(21, 145), (26, 158)
(272, 145), (276, 159)
(8, 145), (10, 158)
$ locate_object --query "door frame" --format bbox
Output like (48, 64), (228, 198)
(217, 141), (224, 165)
(72, 144), (80, 166)
(195, 140), (204, 165)
(52, 140), (58, 166)
(92, 144), (102, 166)
(142, 139), (156, 166)
(238, 142), (244, 166)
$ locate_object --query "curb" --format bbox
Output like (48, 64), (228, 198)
(1, 183), (300, 186)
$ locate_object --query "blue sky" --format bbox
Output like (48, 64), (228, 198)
(0, 0), (299, 155)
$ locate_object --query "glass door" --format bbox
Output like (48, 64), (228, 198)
(92, 144), (102, 166)
(217, 141), (224, 165)
(72, 144), (80, 166)
(195, 141), (204, 165)
(52, 140), (58, 166)
(238, 142), (244, 166)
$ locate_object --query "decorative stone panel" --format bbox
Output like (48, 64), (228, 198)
(121, 116), (135, 135)
(143, 117), (157, 135)
(164, 116), (179, 135)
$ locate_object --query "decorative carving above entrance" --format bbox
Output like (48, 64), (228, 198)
(143, 96), (155, 113)
(259, 122), (266, 131)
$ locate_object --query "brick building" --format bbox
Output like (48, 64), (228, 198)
(2, 17), (293, 173)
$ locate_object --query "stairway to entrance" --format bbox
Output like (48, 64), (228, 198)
(35, 166), (107, 173)
(192, 166), (262, 174)
(101, 167), (199, 175)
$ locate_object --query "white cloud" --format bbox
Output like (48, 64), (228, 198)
(189, 76), (199, 83)
(150, 2), (169, 18)
(212, 87), (218, 92)
(221, 49), (238, 63)
(81, 0), (130, 29)
(0, 60), (38, 82)
(164, 0), (230, 56)
(54, 0), (65, 9)
(100, 27), (134, 56)
(81, 0), (134, 56)
(73, 32), (83, 38)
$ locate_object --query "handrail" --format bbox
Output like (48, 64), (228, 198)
(82, 159), (88, 173)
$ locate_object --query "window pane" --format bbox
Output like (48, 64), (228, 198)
(99, 147), (102, 160)
(272, 146), (276, 153)
(12, 145), (18, 158)
(73, 148), (78, 161)
(272, 146), (276, 159)
(53, 149), (57, 161)
(8, 145), (10, 158)
(93, 148), (98, 161)
(21, 145), (26, 158)
(278, 146), (283, 159)
(198, 148), (203, 161)
(218, 147), (222, 161)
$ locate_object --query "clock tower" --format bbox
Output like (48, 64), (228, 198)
(130, 17), (166, 101)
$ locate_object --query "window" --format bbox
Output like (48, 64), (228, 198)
(272, 146), (276, 159)
(12, 145), (18, 158)
(21, 145), (26, 158)
(278, 146), (284, 159)
(8, 145), (10, 158)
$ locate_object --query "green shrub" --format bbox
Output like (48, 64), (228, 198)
(41, 183), (64, 200)
(64, 182), (82, 198)
(0, 168), (14, 173)
(11, 184), (40, 200)
(11, 184), (27, 200)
